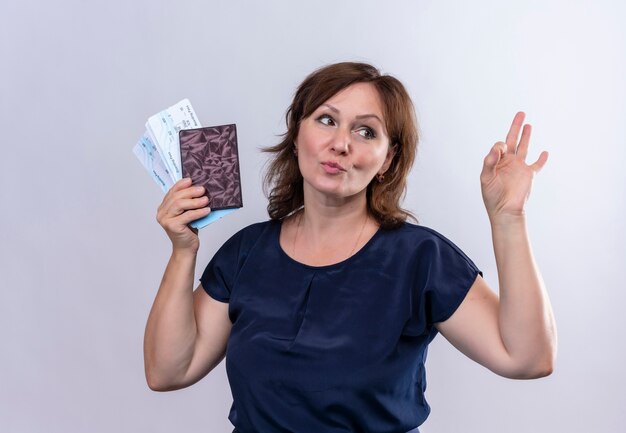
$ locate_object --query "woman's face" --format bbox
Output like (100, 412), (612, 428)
(295, 82), (395, 202)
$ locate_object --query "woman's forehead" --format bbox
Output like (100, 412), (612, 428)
(318, 82), (385, 118)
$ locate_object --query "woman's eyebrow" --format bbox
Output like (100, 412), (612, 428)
(321, 103), (340, 114)
(321, 104), (383, 124)
(355, 114), (383, 124)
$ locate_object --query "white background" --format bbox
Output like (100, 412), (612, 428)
(1, 1), (624, 432)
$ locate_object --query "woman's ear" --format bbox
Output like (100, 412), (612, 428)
(381, 143), (397, 173)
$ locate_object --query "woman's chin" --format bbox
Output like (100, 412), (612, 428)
(305, 182), (366, 202)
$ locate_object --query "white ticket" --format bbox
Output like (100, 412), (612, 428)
(146, 98), (201, 182)
(132, 133), (173, 192)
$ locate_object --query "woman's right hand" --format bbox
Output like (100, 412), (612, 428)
(156, 177), (211, 253)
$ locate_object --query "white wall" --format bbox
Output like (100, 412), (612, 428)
(1, 0), (624, 432)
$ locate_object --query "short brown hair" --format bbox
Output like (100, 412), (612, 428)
(263, 62), (419, 228)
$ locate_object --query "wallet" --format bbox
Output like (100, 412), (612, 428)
(179, 124), (243, 210)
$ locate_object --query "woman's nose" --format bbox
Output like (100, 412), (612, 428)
(330, 128), (350, 154)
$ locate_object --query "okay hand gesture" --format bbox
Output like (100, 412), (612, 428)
(480, 112), (549, 221)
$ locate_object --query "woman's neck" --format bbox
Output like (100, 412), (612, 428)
(280, 186), (378, 266)
(299, 186), (369, 236)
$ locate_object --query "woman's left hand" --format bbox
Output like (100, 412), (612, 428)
(480, 111), (549, 221)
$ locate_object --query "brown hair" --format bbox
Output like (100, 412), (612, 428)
(262, 62), (419, 228)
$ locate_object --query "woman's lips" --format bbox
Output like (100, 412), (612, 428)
(321, 161), (346, 174)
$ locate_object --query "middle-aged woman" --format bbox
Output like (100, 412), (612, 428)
(144, 62), (557, 433)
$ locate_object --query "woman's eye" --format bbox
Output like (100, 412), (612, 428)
(317, 114), (335, 126)
(356, 127), (376, 140)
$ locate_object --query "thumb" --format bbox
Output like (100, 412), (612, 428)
(480, 144), (503, 181)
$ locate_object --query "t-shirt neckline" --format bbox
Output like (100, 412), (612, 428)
(272, 219), (385, 271)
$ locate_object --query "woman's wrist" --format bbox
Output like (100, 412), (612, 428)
(171, 246), (199, 261)
(488, 211), (527, 230)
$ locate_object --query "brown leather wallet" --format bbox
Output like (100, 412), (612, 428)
(179, 124), (243, 210)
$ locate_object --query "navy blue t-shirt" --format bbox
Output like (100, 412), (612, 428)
(200, 220), (482, 433)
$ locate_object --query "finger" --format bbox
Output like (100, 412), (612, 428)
(529, 151), (549, 173)
(480, 141), (506, 181)
(164, 179), (205, 204)
(162, 178), (193, 205)
(178, 206), (212, 225)
(172, 185), (206, 201)
(517, 123), (532, 161)
(160, 185), (206, 213)
(166, 196), (210, 217)
(505, 111), (525, 152)
(167, 177), (193, 196)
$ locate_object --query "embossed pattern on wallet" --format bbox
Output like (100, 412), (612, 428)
(179, 124), (242, 210)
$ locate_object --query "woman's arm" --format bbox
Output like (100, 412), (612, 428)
(436, 112), (557, 379)
(143, 178), (231, 391)
(436, 217), (557, 379)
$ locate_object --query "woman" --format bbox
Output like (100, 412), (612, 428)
(143, 62), (557, 433)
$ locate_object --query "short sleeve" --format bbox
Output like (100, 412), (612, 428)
(199, 231), (243, 303)
(411, 229), (483, 332)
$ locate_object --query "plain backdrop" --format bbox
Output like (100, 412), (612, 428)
(1, 1), (624, 432)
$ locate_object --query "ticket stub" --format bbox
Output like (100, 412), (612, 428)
(132, 133), (173, 192)
(146, 99), (201, 181)
(190, 208), (238, 229)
